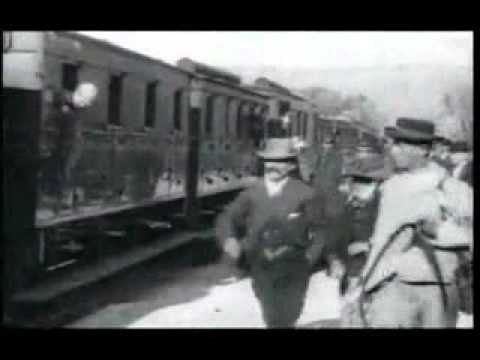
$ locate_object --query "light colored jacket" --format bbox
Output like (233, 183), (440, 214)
(362, 162), (473, 291)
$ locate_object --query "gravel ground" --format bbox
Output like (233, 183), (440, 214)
(10, 240), (472, 329)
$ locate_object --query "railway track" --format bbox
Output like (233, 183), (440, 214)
(5, 188), (243, 327)
(6, 227), (224, 328)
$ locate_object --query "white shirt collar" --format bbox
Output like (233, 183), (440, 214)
(264, 176), (289, 197)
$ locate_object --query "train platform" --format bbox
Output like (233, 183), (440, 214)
(68, 257), (473, 328)
(68, 266), (341, 328)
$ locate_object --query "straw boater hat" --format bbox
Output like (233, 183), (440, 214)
(256, 138), (299, 160)
(385, 117), (436, 143)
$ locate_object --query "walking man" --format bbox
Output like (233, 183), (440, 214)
(216, 138), (321, 328)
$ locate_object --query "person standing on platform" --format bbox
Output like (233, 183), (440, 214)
(216, 138), (323, 328)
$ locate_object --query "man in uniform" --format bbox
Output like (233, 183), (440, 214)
(216, 138), (322, 328)
(342, 118), (473, 328)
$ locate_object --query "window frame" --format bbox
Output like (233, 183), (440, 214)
(173, 88), (183, 132)
(205, 94), (215, 137)
(144, 80), (158, 129)
(61, 62), (80, 93)
(107, 73), (124, 126)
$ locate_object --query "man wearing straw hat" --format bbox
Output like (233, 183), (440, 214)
(216, 138), (323, 328)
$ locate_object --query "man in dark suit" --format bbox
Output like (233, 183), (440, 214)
(216, 138), (322, 328)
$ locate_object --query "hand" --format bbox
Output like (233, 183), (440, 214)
(264, 246), (290, 261)
(224, 237), (242, 260)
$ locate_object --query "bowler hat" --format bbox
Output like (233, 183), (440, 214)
(256, 138), (299, 160)
(386, 118), (436, 143)
(342, 153), (391, 181)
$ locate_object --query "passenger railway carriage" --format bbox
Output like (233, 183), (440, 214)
(3, 31), (382, 298)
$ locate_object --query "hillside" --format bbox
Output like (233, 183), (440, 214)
(231, 64), (473, 141)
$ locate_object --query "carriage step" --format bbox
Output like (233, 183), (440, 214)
(11, 228), (214, 304)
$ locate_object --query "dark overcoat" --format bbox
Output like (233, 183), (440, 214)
(216, 178), (322, 327)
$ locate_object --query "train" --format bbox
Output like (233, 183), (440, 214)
(3, 31), (382, 298)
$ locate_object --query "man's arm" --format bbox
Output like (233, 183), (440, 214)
(215, 189), (252, 258)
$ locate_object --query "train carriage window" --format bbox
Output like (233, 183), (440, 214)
(145, 81), (157, 128)
(298, 112), (304, 137)
(297, 113), (302, 137)
(62, 63), (79, 92)
(279, 101), (290, 117)
(303, 114), (308, 139)
(3, 31), (13, 52)
(236, 102), (245, 139)
(173, 89), (183, 131)
(225, 98), (231, 136)
(205, 95), (215, 136)
(298, 112), (303, 136)
(108, 75), (123, 126)
(302, 115), (305, 137)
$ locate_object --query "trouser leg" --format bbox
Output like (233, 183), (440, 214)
(251, 259), (310, 328)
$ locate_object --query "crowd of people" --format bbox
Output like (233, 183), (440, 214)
(216, 117), (473, 328)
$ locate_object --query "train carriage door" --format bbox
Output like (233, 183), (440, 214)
(3, 32), (45, 300)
